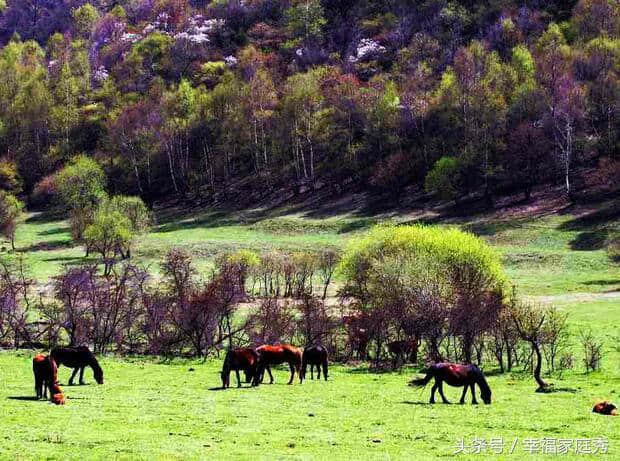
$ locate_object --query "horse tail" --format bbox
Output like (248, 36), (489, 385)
(322, 355), (329, 380)
(408, 368), (433, 387)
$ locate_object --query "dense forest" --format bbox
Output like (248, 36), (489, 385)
(0, 0), (617, 208)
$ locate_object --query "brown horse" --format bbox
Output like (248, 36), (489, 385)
(593, 401), (617, 416)
(301, 345), (329, 383)
(221, 348), (259, 388)
(388, 339), (418, 366)
(33, 354), (66, 405)
(343, 314), (369, 360)
(409, 363), (492, 405)
(51, 346), (104, 385)
(253, 344), (303, 385)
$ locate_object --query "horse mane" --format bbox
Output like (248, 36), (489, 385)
(473, 366), (491, 398)
(89, 352), (103, 375)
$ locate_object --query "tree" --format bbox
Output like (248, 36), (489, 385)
(108, 195), (151, 236)
(510, 299), (553, 391)
(0, 192), (24, 250)
(339, 225), (507, 363)
(536, 24), (584, 198)
(55, 155), (107, 240)
(83, 205), (133, 275)
(425, 156), (463, 203)
(72, 3), (100, 38)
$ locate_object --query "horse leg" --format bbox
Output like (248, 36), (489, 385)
(459, 386), (468, 404)
(430, 381), (437, 404)
(266, 366), (274, 384)
(438, 381), (450, 404)
(69, 367), (79, 386)
(79, 367), (85, 385)
(311, 364), (314, 380)
(235, 369), (242, 387)
(322, 360), (328, 381)
(288, 362), (295, 385)
(471, 383), (478, 404)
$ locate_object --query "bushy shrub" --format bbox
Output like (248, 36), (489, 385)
(338, 225), (507, 362)
(0, 192), (24, 250)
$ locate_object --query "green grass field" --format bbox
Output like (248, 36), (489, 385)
(0, 201), (618, 459)
(0, 350), (618, 460)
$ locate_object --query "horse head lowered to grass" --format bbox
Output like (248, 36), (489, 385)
(409, 363), (492, 405)
(221, 348), (259, 388)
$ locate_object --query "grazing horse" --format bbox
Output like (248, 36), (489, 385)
(343, 314), (369, 360)
(51, 346), (104, 385)
(388, 339), (418, 366)
(253, 344), (303, 385)
(409, 363), (492, 405)
(593, 401), (617, 416)
(32, 355), (66, 405)
(221, 348), (259, 388)
(300, 345), (329, 383)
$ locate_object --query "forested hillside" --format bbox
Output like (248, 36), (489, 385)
(0, 0), (617, 209)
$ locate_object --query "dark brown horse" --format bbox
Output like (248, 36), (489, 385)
(253, 344), (303, 385)
(300, 345), (329, 383)
(343, 314), (369, 360)
(388, 339), (418, 366)
(221, 348), (259, 388)
(409, 363), (492, 405)
(51, 346), (104, 385)
(32, 354), (66, 405)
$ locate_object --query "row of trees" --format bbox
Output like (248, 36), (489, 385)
(0, 225), (605, 389)
(0, 0), (616, 208)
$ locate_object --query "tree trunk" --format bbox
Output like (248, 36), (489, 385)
(531, 341), (550, 391)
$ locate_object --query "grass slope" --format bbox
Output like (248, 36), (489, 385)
(8, 201), (620, 296)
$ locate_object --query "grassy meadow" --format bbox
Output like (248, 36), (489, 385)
(0, 200), (618, 459)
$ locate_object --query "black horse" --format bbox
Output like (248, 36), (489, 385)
(300, 345), (329, 383)
(409, 363), (491, 404)
(51, 346), (104, 385)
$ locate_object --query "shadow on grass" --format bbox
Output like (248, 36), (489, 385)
(208, 386), (256, 391)
(18, 240), (73, 252)
(25, 211), (65, 224)
(400, 400), (429, 406)
(583, 279), (620, 286)
(558, 202), (620, 251)
(8, 396), (40, 401)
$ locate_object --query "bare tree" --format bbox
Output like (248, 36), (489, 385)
(510, 300), (552, 391)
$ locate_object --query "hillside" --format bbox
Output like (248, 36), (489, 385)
(0, 0), (617, 210)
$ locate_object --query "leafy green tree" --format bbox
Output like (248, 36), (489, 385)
(339, 225), (507, 362)
(55, 155), (107, 240)
(84, 205), (133, 275)
(285, 0), (327, 47)
(72, 3), (100, 38)
(108, 195), (152, 236)
(0, 192), (24, 250)
(0, 158), (22, 194)
(425, 156), (463, 203)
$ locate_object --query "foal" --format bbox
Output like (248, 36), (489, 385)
(409, 363), (492, 405)
(51, 346), (104, 385)
(253, 344), (303, 385)
(300, 345), (328, 383)
(33, 355), (66, 405)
